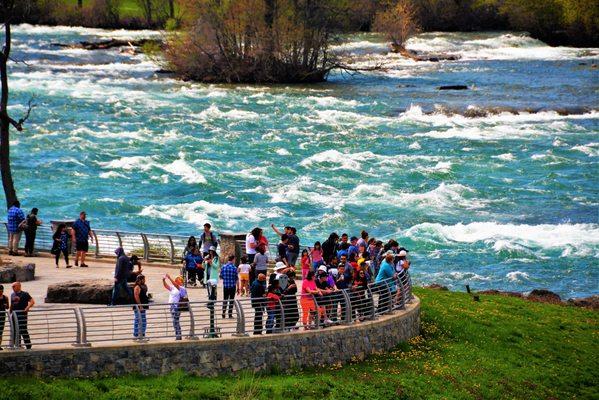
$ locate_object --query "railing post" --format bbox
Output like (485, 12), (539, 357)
(4, 311), (15, 350)
(186, 303), (199, 340)
(115, 232), (123, 249)
(167, 235), (175, 264)
(365, 285), (377, 320)
(77, 308), (90, 347)
(140, 233), (149, 261)
(381, 279), (394, 314)
(72, 308), (90, 347)
(232, 300), (248, 336)
(341, 289), (352, 325)
(92, 230), (99, 258)
(277, 298), (285, 333)
(9, 311), (20, 350)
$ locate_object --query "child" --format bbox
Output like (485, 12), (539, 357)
(277, 235), (289, 266)
(237, 256), (251, 296)
(311, 241), (323, 270)
(300, 249), (311, 280)
(265, 280), (282, 334)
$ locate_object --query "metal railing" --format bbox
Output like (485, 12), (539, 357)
(2, 274), (413, 350)
(1, 223), (190, 264)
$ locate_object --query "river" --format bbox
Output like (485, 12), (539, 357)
(7, 25), (599, 298)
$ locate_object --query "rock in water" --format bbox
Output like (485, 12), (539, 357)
(438, 85), (469, 90)
(45, 279), (134, 304)
(0, 263), (36, 282)
(424, 284), (449, 291)
(527, 289), (562, 304)
(567, 296), (599, 310)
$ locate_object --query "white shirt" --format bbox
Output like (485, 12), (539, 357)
(238, 263), (251, 274)
(168, 287), (180, 304)
(246, 234), (257, 255)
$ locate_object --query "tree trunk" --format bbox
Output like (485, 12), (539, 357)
(78, 0), (83, 8)
(168, 0), (174, 19)
(0, 21), (18, 208)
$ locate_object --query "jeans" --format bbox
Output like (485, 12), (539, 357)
(110, 280), (132, 306)
(222, 287), (236, 318)
(8, 231), (21, 253)
(24, 230), (36, 255)
(266, 309), (277, 334)
(287, 252), (299, 267)
(133, 309), (147, 338)
(15, 311), (31, 349)
(55, 248), (69, 266)
(170, 305), (181, 340)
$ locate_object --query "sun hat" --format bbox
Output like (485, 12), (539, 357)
(318, 265), (328, 272)
(209, 246), (216, 251)
(398, 250), (408, 257)
(275, 262), (287, 271)
(384, 250), (395, 256)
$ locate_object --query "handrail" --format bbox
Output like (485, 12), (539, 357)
(2, 276), (411, 350)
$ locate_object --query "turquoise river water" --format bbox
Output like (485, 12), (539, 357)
(6, 25), (599, 298)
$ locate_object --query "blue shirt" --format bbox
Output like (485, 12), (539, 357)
(7, 206), (25, 233)
(72, 219), (91, 242)
(375, 260), (396, 291)
(219, 262), (238, 289)
(185, 253), (203, 270)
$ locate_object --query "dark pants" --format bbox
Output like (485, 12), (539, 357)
(253, 306), (264, 334)
(111, 280), (132, 306)
(55, 248), (69, 266)
(287, 252), (299, 267)
(222, 287), (236, 318)
(15, 312), (31, 349)
(24, 230), (36, 255)
(0, 312), (5, 347)
(186, 268), (197, 283)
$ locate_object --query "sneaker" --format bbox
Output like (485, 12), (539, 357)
(80, 263), (88, 268)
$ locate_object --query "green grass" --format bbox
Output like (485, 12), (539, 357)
(1, 288), (597, 400)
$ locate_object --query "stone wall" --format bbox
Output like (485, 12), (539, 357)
(0, 297), (420, 378)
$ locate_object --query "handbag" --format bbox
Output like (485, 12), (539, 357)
(50, 241), (60, 255)
(178, 295), (190, 312)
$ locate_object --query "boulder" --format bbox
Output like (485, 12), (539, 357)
(45, 279), (135, 304)
(527, 289), (562, 304)
(567, 296), (599, 311)
(477, 289), (524, 298)
(424, 284), (448, 291)
(0, 263), (36, 282)
(438, 85), (469, 90)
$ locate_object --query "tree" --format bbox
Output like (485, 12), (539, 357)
(165, 0), (361, 83)
(373, 0), (420, 52)
(0, 0), (35, 209)
(136, 0), (154, 26)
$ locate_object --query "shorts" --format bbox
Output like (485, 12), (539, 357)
(76, 240), (89, 252)
(239, 273), (250, 281)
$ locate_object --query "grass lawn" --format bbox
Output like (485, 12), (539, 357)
(0, 288), (596, 400)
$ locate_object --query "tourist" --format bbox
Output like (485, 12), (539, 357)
(245, 227), (262, 264)
(203, 247), (220, 302)
(199, 223), (218, 256)
(339, 233), (349, 248)
(183, 236), (198, 257)
(237, 256), (251, 296)
(375, 251), (397, 313)
(301, 271), (321, 329)
(316, 270), (335, 325)
(110, 247), (132, 306)
(348, 253), (359, 280)
(370, 240), (383, 276)
(310, 241), (323, 270)
(0, 285), (8, 350)
(352, 269), (369, 320)
(276, 234), (289, 264)
(7, 200), (25, 256)
(265, 280), (282, 334)
(321, 232), (339, 264)
(184, 247), (203, 287)
(127, 255), (144, 282)
(286, 227), (300, 267)
(253, 245), (269, 278)
(300, 248), (311, 280)
(163, 273), (187, 340)
(337, 242), (350, 259)
(52, 223), (71, 268)
(9, 282), (34, 349)
(133, 274), (149, 339)
(24, 208), (42, 257)
(394, 249), (410, 304)
(282, 269), (299, 330)
(335, 264), (351, 322)
(348, 236), (359, 259)
(250, 273), (267, 335)
(220, 255), (238, 319)
(203, 246), (220, 285)
(357, 230), (369, 249)
(270, 224), (292, 238)
(72, 211), (93, 268)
